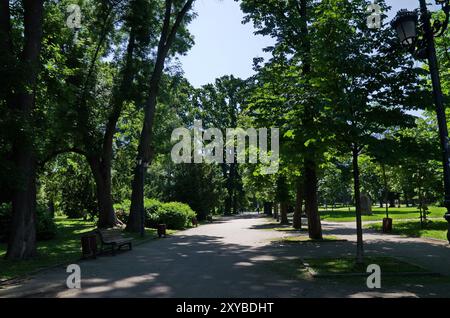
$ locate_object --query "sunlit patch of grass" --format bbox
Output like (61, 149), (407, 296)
(264, 259), (313, 281)
(273, 227), (308, 233)
(268, 258), (450, 290)
(304, 257), (429, 275)
(320, 206), (446, 222)
(273, 235), (343, 244)
(366, 220), (448, 241)
(0, 217), (96, 281)
(0, 217), (178, 282)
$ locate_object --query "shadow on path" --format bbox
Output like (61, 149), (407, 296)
(1, 215), (449, 298)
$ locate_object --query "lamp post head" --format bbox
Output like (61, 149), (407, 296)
(391, 9), (419, 47)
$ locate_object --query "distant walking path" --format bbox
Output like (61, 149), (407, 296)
(0, 214), (449, 298)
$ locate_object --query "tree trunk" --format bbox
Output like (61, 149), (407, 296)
(226, 163), (237, 215)
(231, 164), (238, 214)
(48, 200), (55, 218)
(232, 195), (238, 215)
(7, 152), (37, 259)
(382, 164), (389, 219)
(293, 180), (303, 229)
(352, 145), (364, 264)
(280, 202), (289, 225)
(128, 162), (147, 233)
(127, 39), (164, 234)
(264, 202), (273, 216)
(127, 0), (194, 233)
(88, 156), (117, 228)
(6, 0), (44, 260)
(87, 29), (136, 229)
(297, 0), (322, 240)
(274, 203), (279, 220)
(304, 158), (323, 240)
(224, 197), (232, 216)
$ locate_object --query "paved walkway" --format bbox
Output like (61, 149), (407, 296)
(0, 214), (449, 298)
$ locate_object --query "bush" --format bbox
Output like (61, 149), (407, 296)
(113, 199), (197, 230)
(157, 202), (196, 230)
(114, 200), (131, 224)
(144, 198), (163, 228)
(0, 203), (56, 242)
(36, 205), (57, 241)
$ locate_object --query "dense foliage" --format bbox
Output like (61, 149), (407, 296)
(0, 0), (449, 262)
(0, 203), (56, 243)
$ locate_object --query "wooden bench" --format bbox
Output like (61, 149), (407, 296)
(96, 229), (133, 256)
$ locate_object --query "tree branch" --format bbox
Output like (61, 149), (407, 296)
(163, 0), (194, 56)
(38, 147), (88, 167)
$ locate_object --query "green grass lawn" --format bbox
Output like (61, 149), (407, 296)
(320, 206), (446, 222)
(366, 220), (449, 241)
(0, 217), (174, 281)
(272, 227), (308, 233)
(303, 257), (428, 275)
(274, 235), (343, 244)
(266, 258), (450, 290)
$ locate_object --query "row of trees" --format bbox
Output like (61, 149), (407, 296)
(1, 0), (448, 265)
(235, 0), (445, 263)
(0, 0), (196, 259)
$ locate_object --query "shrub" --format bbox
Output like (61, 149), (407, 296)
(114, 200), (131, 224)
(53, 155), (98, 219)
(0, 203), (56, 242)
(144, 198), (163, 228)
(157, 202), (196, 230)
(112, 199), (197, 230)
(36, 205), (57, 241)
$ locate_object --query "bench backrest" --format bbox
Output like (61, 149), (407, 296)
(97, 229), (125, 243)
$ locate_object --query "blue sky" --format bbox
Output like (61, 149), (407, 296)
(179, 0), (439, 88)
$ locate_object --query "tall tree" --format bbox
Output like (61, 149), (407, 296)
(194, 75), (246, 215)
(1, 0), (45, 259)
(312, 0), (424, 262)
(78, 0), (154, 228)
(276, 174), (290, 225)
(240, 0), (324, 239)
(127, 0), (195, 232)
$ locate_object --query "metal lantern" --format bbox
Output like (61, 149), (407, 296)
(391, 10), (419, 46)
(390, 0), (450, 244)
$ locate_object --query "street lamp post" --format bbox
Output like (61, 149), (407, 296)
(392, 0), (450, 243)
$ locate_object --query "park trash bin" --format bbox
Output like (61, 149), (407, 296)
(81, 233), (97, 259)
(192, 216), (198, 227)
(157, 224), (167, 238)
(382, 218), (393, 233)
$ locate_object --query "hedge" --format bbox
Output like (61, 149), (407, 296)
(114, 199), (196, 230)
